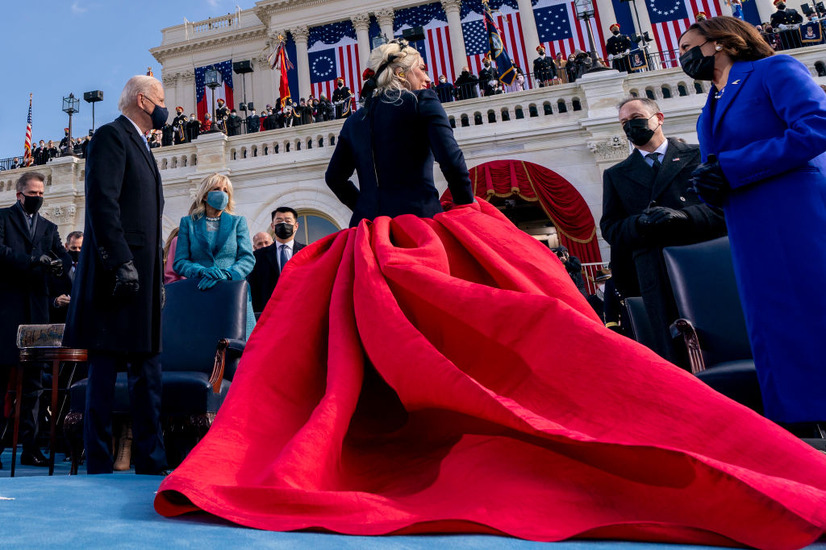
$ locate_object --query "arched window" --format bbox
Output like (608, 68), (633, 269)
(295, 211), (341, 244)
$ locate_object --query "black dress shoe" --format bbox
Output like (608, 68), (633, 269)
(20, 449), (49, 467)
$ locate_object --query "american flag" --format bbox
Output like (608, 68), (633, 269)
(23, 94), (32, 166)
(462, 3), (531, 80)
(534, 0), (607, 61)
(308, 21), (361, 102)
(648, 0), (722, 61)
(395, 4), (457, 84)
(195, 60), (234, 122)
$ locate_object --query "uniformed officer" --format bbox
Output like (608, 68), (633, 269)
(533, 46), (557, 86)
(172, 107), (187, 144)
(332, 77), (352, 119)
(215, 98), (229, 133)
(771, 0), (804, 48)
(606, 24), (632, 73)
(479, 56), (499, 97)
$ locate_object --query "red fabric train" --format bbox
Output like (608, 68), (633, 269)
(156, 201), (826, 549)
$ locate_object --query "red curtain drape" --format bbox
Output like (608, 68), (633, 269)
(442, 160), (602, 264)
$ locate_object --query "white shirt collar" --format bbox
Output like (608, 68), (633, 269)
(124, 115), (147, 140)
(638, 139), (669, 160)
(277, 239), (295, 251)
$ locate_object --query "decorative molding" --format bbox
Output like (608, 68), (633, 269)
(350, 13), (371, 32)
(41, 204), (77, 225)
(375, 7), (395, 27)
(441, 0), (462, 14)
(149, 28), (268, 64)
(161, 72), (179, 86)
(588, 136), (630, 161)
(289, 25), (310, 42)
(180, 70), (195, 83)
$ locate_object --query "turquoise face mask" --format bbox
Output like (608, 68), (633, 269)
(206, 190), (228, 211)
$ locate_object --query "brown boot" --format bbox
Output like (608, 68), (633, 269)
(113, 422), (132, 471)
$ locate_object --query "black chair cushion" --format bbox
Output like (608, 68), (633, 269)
(625, 296), (657, 350)
(696, 360), (762, 413)
(69, 372), (230, 416)
(663, 237), (752, 365)
(161, 279), (248, 374)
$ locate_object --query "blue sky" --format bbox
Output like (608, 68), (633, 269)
(0, 0), (249, 159)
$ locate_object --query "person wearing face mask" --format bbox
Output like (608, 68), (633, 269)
(332, 77), (353, 119)
(435, 74), (455, 102)
(454, 65), (479, 100)
(0, 171), (71, 469)
(173, 173), (256, 336)
(63, 75), (169, 476)
(478, 55), (499, 97)
(600, 97), (727, 364)
(770, 0), (804, 49)
(226, 108), (242, 136)
(246, 206), (305, 315)
(49, 230), (83, 324)
(245, 108), (260, 133)
(606, 24), (632, 73)
(680, 16), (826, 437)
(533, 45), (557, 86)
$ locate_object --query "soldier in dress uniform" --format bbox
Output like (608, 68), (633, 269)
(479, 56), (499, 97)
(215, 98), (229, 133)
(332, 77), (352, 119)
(533, 46), (557, 87)
(771, 0), (804, 49)
(606, 24), (632, 73)
(172, 107), (187, 144)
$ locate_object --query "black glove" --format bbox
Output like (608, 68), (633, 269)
(48, 259), (63, 277)
(690, 155), (730, 207)
(643, 206), (689, 226)
(31, 254), (52, 268)
(112, 260), (140, 298)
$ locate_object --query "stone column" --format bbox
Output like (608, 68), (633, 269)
(290, 26), (311, 100)
(441, 0), (469, 71)
(162, 73), (178, 114)
(514, 0), (541, 55)
(351, 14), (372, 70)
(593, 0), (618, 41)
(180, 70), (195, 116)
(376, 8), (395, 40)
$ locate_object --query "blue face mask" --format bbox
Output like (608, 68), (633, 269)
(142, 96), (169, 130)
(206, 190), (228, 211)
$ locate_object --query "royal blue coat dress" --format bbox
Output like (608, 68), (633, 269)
(697, 54), (826, 423)
(174, 212), (256, 338)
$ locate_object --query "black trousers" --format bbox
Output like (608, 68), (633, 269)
(0, 362), (43, 452)
(84, 352), (166, 474)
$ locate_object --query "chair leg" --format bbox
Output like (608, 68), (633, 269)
(63, 411), (84, 475)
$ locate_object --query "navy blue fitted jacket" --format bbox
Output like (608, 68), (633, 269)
(325, 88), (475, 227)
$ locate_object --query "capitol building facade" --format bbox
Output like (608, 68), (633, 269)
(1, 0), (825, 265)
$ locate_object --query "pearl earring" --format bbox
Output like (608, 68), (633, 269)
(715, 45), (722, 51)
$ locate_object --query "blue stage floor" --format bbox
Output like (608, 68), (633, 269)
(1, 450), (824, 550)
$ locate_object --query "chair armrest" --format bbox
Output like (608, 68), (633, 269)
(670, 318), (706, 375)
(208, 338), (246, 394)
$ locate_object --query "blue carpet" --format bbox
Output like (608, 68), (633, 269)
(1, 451), (824, 549)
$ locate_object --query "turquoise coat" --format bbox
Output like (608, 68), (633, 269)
(174, 212), (256, 337)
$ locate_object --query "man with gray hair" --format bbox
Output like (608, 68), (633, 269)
(64, 75), (168, 475)
(600, 97), (726, 364)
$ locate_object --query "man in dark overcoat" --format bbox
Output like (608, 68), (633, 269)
(0, 171), (71, 468)
(600, 97), (727, 364)
(63, 75), (168, 475)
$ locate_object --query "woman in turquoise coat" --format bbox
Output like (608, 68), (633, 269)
(174, 173), (256, 337)
(680, 17), (826, 433)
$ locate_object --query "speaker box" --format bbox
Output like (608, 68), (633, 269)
(83, 90), (104, 102)
(233, 60), (253, 74)
(402, 26), (425, 42)
(246, 102), (255, 111)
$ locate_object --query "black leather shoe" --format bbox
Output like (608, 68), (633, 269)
(20, 449), (49, 467)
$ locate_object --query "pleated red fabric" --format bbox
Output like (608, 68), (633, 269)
(155, 201), (826, 549)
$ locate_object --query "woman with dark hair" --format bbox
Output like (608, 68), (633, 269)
(680, 16), (826, 436)
(155, 39), (826, 548)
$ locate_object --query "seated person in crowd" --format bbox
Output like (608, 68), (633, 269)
(247, 206), (305, 315)
(174, 173), (256, 337)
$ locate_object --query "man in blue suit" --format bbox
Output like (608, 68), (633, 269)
(64, 75), (168, 475)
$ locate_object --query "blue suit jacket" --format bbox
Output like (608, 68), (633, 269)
(174, 212), (256, 336)
(325, 88), (475, 227)
(696, 54), (826, 423)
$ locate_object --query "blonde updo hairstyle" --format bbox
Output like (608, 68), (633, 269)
(367, 40), (423, 102)
(188, 172), (236, 219)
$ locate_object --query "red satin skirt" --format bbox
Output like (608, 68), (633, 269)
(155, 201), (826, 549)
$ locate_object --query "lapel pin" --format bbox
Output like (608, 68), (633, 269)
(673, 157), (680, 161)
(732, 80), (740, 85)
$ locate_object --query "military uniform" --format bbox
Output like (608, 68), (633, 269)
(533, 54), (556, 86)
(332, 83), (352, 119)
(771, 5), (804, 49)
(479, 64), (499, 96)
(607, 32), (633, 73)
(215, 104), (229, 133)
(172, 112), (187, 144)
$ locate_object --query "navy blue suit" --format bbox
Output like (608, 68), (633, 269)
(698, 55), (826, 423)
(325, 89), (475, 227)
(64, 115), (166, 474)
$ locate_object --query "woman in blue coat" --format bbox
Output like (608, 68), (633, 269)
(679, 16), (826, 433)
(174, 173), (256, 337)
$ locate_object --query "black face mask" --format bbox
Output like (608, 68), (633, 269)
(623, 117), (657, 146)
(679, 42), (716, 81)
(274, 223), (294, 240)
(21, 194), (43, 215)
(68, 250), (80, 262)
(612, 30), (620, 35)
(776, 3), (786, 9)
